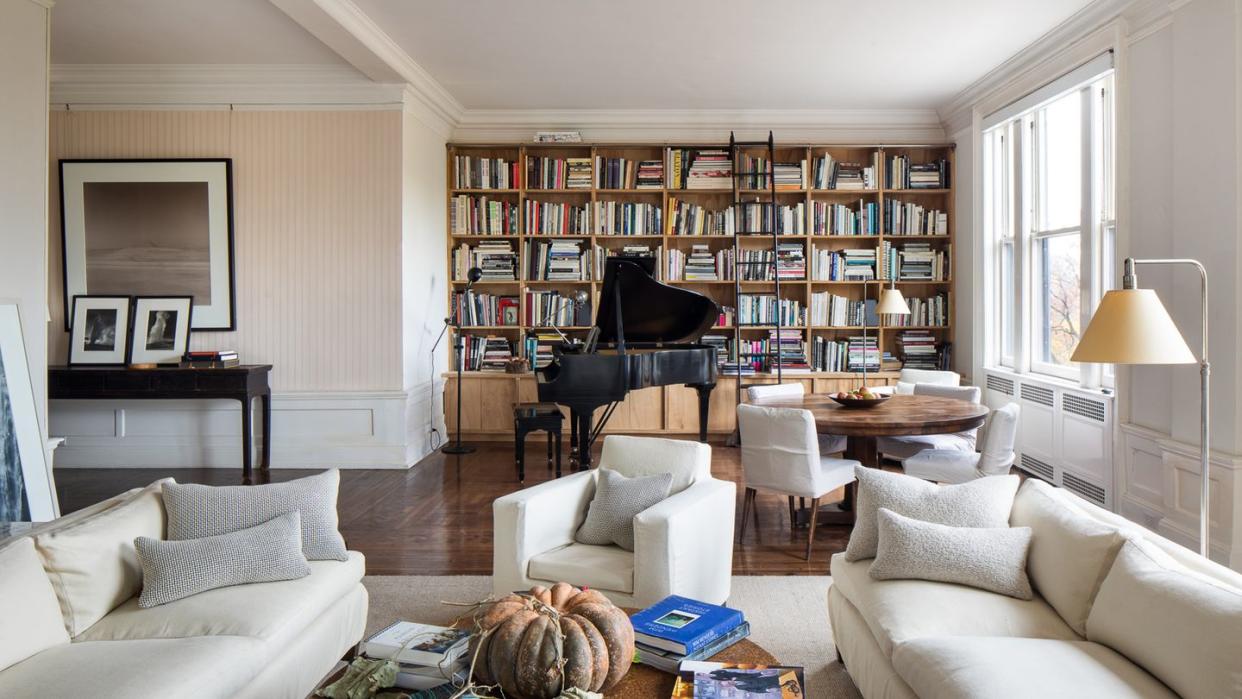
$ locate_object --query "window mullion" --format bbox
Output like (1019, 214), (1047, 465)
(1014, 117), (1032, 375)
(1080, 85), (1100, 388)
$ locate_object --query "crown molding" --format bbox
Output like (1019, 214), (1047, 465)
(50, 64), (405, 108)
(451, 108), (947, 144)
(938, 0), (1140, 134)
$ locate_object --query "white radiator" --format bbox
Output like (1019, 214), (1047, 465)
(983, 368), (1115, 509)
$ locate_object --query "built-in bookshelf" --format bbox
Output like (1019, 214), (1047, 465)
(445, 142), (955, 378)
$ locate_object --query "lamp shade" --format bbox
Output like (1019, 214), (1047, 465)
(1071, 288), (1197, 364)
(876, 288), (911, 315)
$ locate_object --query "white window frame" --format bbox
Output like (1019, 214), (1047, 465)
(983, 64), (1114, 388)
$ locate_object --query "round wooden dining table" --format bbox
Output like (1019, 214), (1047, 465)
(749, 393), (989, 524)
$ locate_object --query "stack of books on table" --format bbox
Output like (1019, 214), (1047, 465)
(630, 596), (751, 675)
(183, 350), (239, 368)
(360, 621), (471, 692)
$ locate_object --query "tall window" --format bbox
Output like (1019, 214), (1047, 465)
(984, 58), (1114, 386)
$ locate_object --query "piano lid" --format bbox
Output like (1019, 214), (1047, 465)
(594, 257), (721, 345)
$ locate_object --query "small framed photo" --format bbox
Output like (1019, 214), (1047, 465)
(69, 295), (132, 366)
(130, 297), (193, 365)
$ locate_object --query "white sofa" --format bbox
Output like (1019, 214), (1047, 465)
(0, 479), (368, 699)
(492, 435), (736, 608)
(830, 477), (1242, 698)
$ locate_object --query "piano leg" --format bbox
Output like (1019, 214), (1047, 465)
(694, 384), (714, 443)
(569, 410), (579, 469)
(577, 412), (594, 470)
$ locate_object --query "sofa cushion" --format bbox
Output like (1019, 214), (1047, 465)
(1086, 539), (1242, 699)
(845, 467), (1019, 561)
(870, 508), (1033, 599)
(0, 538), (70, 673)
(34, 484), (167, 636)
(78, 551), (364, 650)
(135, 512), (312, 607)
(1010, 478), (1124, 635)
(528, 543), (634, 594)
(831, 553), (1077, 656)
(892, 637), (1177, 699)
(163, 470), (348, 561)
(0, 636), (265, 699)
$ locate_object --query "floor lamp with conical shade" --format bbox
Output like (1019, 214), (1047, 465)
(1071, 258), (1209, 557)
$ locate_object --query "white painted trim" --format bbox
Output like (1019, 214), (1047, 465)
(50, 390), (418, 469)
(50, 63), (405, 107)
(24, 0), (54, 9)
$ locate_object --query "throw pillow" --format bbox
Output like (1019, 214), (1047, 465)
(845, 466), (1019, 561)
(162, 469), (348, 561)
(870, 508), (1034, 599)
(575, 468), (673, 551)
(135, 512), (311, 607)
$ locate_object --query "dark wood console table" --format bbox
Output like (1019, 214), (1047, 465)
(48, 365), (273, 483)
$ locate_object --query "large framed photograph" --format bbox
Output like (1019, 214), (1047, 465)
(59, 159), (236, 331)
(68, 295), (132, 366)
(0, 302), (57, 522)
(130, 296), (192, 365)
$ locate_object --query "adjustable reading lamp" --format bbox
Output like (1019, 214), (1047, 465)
(1071, 258), (1209, 557)
(440, 266), (483, 455)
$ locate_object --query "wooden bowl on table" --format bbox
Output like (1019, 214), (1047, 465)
(829, 394), (891, 409)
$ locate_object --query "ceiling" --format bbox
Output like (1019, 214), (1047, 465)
(51, 0), (1100, 112)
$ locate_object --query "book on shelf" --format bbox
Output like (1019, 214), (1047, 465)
(887, 155), (950, 189)
(735, 153), (806, 190)
(737, 202), (806, 235)
(633, 621), (752, 674)
(810, 293), (877, 327)
(361, 621), (471, 668)
(810, 336), (849, 372)
(594, 156), (664, 189)
(523, 290), (591, 328)
(637, 159), (664, 188)
(738, 295), (805, 327)
(631, 596), (745, 655)
(594, 200), (662, 236)
(673, 661), (806, 699)
(668, 148), (732, 189)
(524, 199), (591, 235)
(526, 156), (592, 189)
(457, 335), (514, 372)
(450, 195), (519, 236)
(668, 198), (735, 236)
(847, 335), (881, 372)
(701, 334), (730, 368)
(451, 290), (519, 327)
(892, 242), (951, 281)
(453, 241), (518, 281)
(898, 330), (942, 369)
(812, 151), (880, 190)
(813, 199), (878, 236)
(885, 293), (949, 327)
(452, 155), (518, 190)
(884, 199), (949, 235)
(524, 239), (591, 281)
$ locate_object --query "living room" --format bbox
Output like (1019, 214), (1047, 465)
(1, 0), (1240, 697)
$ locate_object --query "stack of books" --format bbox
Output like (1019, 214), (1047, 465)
(813, 199), (878, 236)
(637, 160), (664, 188)
(769, 328), (811, 373)
(668, 198), (736, 236)
(813, 152), (880, 190)
(684, 150), (733, 189)
(594, 201), (662, 236)
(843, 249), (878, 280)
(566, 158), (592, 189)
(848, 335), (881, 371)
(452, 155), (518, 190)
(734, 154), (807, 190)
(673, 661), (806, 697)
(887, 156), (950, 189)
(458, 335), (513, 372)
(451, 291), (519, 327)
(526, 239), (590, 281)
(449, 195), (518, 235)
(452, 242), (517, 281)
(526, 157), (592, 189)
(183, 350), (239, 368)
(683, 245), (720, 281)
(701, 334), (730, 368)
(895, 243), (950, 281)
(899, 330), (940, 369)
(360, 621), (471, 692)
(631, 596), (750, 675)
(525, 329), (569, 368)
(524, 199), (590, 235)
(885, 199), (949, 235)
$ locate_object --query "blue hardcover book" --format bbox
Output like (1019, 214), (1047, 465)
(630, 596), (744, 654)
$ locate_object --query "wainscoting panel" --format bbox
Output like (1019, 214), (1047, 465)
(50, 391), (414, 469)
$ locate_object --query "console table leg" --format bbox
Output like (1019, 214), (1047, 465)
(241, 395), (254, 484)
(260, 390), (272, 473)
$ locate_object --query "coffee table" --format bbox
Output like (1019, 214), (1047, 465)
(607, 637), (779, 698)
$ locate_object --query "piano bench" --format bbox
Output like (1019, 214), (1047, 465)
(514, 402), (564, 483)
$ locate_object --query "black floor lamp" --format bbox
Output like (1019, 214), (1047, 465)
(439, 267), (482, 455)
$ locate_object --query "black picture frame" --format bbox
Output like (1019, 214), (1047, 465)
(58, 158), (236, 332)
(68, 295), (134, 367)
(129, 295), (195, 366)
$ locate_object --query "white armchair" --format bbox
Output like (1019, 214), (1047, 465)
(877, 383), (982, 460)
(492, 435), (735, 607)
(903, 403), (1020, 483)
(746, 383), (847, 454)
(872, 368), (961, 396)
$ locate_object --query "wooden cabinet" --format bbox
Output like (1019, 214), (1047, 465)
(445, 372), (897, 439)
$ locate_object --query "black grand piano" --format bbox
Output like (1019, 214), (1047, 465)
(536, 257), (720, 469)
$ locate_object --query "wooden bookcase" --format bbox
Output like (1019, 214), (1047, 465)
(444, 141), (954, 438)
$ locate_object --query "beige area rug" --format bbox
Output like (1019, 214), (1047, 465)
(363, 576), (861, 699)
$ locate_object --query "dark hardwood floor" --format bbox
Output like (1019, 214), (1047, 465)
(55, 439), (853, 575)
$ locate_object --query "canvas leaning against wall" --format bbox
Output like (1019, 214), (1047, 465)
(0, 303), (56, 521)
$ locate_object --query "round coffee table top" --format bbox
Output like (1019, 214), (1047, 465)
(607, 611), (778, 698)
(752, 392), (988, 437)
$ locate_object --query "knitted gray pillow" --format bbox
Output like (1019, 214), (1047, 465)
(162, 470), (348, 561)
(134, 511), (311, 607)
(575, 469), (673, 551)
(845, 466), (1019, 561)
(870, 508), (1034, 599)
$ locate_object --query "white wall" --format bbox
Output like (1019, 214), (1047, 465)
(0, 0), (51, 437)
(952, 126), (977, 381)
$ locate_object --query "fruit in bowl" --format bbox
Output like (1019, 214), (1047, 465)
(830, 386), (890, 408)
(835, 386), (878, 400)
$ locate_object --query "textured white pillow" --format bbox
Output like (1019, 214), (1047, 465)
(0, 538), (70, 672)
(1087, 539), (1242, 699)
(575, 468), (672, 551)
(870, 508), (1033, 599)
(845, 466), (1020, 561)
(1010, 479), (1124, 635)
(135, 512), (311, 607)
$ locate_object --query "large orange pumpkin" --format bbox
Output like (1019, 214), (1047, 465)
(470, 582), (635, 698)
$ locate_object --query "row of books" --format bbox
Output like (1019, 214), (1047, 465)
(737, 244), (806, 281)
(889, 242), (951, 281)
(738, 295), (805, 326)
(735, 154), (807, 190)
(667, 198), (735, 236)
(455, 335), (513, 371)
(813, 200), (879, 236)
(450, 291), (519, 327)
(526, 239), (592, 281)
(812, 152), (881, 190)
(526, 156), (592, 189)
(451, 155), (519, 190)
(594, 156), (664, 189)
(810, 293), (879, 327)
(885, 200), (949, 235)
(885, 293), (950, 327)
(736, 202), (806, 234)
(524, 290), (592, 327)
(524, 199), (591, 236)
(810, 247), (877, 281)
(669, 148), (732, 189)
(595, 201), (663, 236)
(452, 241), (519, 281)
(888, 155), (951, 189)
(810, 337), (850, 372)
(449, 195), (519, 235)
(360, 622), (471, 693)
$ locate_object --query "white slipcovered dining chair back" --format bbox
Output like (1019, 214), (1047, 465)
(913, 383), (981, 404)
(977, 403), (1021, 475)
(737, 403), (827, 498)
(746, 383), (805, 402)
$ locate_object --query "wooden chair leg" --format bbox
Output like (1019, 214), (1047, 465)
(805, 497), (821, 560)
(788, 496), (797, 532)
(738, 488), (755, 543)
